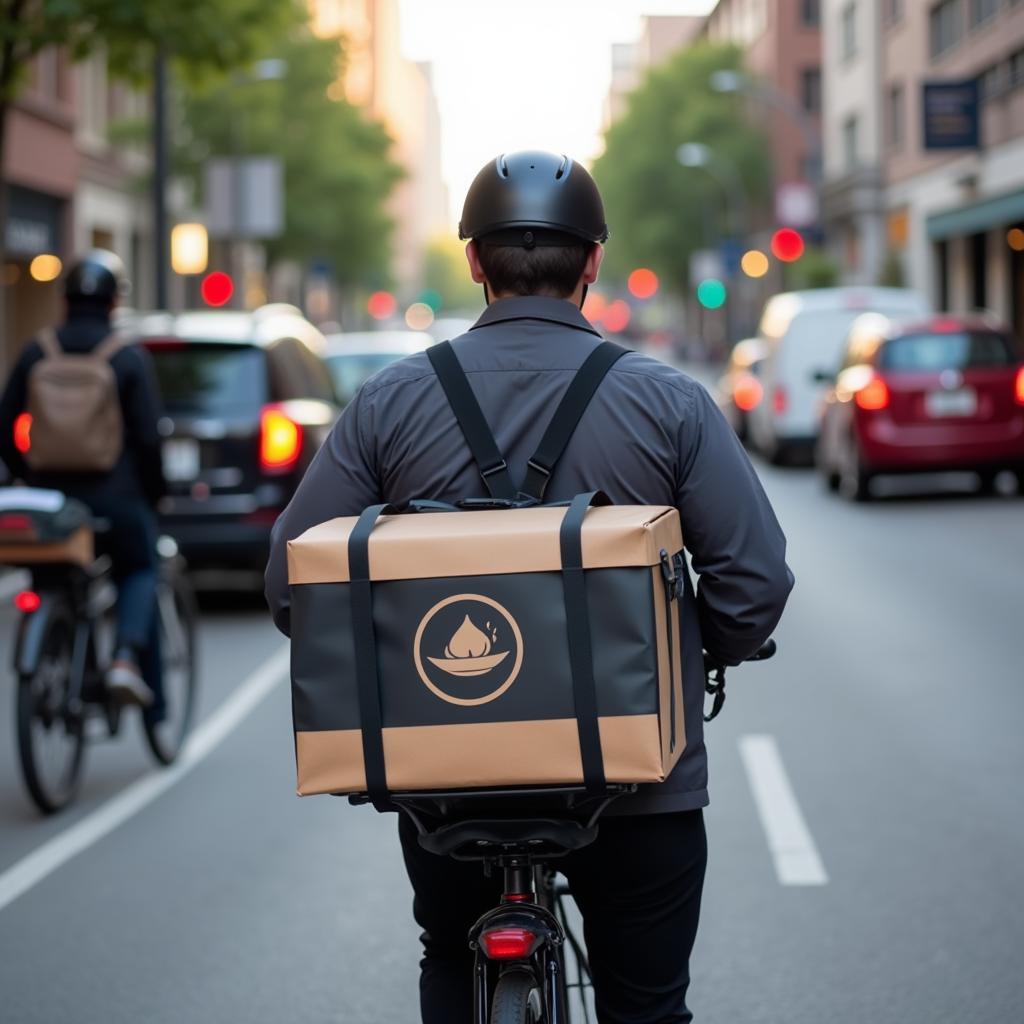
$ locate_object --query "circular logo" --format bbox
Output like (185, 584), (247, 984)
(413, 594), (524, 706)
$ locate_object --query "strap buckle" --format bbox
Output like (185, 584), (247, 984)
(526, 458), (552, 480)
(480, 458), (509, 479)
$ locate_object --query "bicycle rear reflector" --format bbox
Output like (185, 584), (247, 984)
(15, 590), (41, 614)
(480, 928), (539, 960)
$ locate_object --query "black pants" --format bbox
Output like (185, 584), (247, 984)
(399, 809), (707, 1024)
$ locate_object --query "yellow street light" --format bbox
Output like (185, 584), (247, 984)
(740, 249), (770, 279)
(1008, 228), (1024, 252)
(171, 223), (209, 275)
(29, 254), (62, 282)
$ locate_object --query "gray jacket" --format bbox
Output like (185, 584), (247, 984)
(266, 295), (793, 814)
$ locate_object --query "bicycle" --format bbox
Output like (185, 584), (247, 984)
(363, 639), (777, 1023)
(9, 523), (198, 815)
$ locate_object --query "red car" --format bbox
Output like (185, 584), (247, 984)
(817, 313), (1024, 501)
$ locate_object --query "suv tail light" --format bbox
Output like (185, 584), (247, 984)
(479, 928), (538, 961)
(855, 373), (890, 412)
(13, 412), (31, 454)
(260, 406), (303, 473)
(772, 384), (788, 416)
(1015, 367), (1024, 406)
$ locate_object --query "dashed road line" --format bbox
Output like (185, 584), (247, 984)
(0, 643), (290, 913)
(739, 733), (828, 886)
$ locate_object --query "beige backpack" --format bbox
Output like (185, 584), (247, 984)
(24, 328), (126, 473)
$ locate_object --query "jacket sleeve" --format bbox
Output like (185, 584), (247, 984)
(0, 345), (36, 481)
(675, 382), (794, 665)
(265, 390), (380, 636)
(122, 346), (167, 506)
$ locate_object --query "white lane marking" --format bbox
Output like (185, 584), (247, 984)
(0, 570), (29, 602)
(0, 643), (290, 913)
(739, 734), (828, 886)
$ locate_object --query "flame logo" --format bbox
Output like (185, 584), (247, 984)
(429, 614), (509, 677)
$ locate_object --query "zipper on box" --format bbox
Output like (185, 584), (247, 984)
(660, 550), (684, 753)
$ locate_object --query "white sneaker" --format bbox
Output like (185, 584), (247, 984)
(106, 653), (155, 708)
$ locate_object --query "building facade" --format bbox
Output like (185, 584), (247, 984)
(821, 0), (887, 285)
(882, 0), (1024, 339)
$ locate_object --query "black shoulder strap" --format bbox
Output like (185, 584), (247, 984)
(427, 342), (516, 500)
(521, 341), (627, 502)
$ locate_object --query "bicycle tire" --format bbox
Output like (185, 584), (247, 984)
(142, 571), (198, 766)
(16, 603), (86, 814)
(491, 969), (544, 1024)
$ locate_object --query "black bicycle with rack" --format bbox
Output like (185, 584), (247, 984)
(3, 495), (198, 815)
(355, 638), (776, 1024)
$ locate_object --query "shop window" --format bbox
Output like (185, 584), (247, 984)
(936, 240), (950, 310)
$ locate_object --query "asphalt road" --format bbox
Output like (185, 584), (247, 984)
(0, 461), (1022, 1023)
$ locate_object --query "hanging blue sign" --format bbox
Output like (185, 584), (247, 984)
(922, 81), (980, 150)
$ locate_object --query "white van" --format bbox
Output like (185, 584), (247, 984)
(747, 287), (930, 463)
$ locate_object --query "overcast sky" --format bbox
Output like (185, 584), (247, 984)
(397, 1), (715, 226)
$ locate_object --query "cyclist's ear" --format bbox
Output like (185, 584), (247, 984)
(465, 240), (487, 285)
(581, 243), (603, 286)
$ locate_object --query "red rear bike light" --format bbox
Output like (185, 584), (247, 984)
(14, 590), (41, 614)
(1014, 367), (1024, 406)
(855, 374), (890, 412)
(734, 374), (764, 413)
(0, 513), (33, 532)
(772, 384), (788, 416)
(260, 406), (303, 473)
(13, 412), (31, 454)
(479, 928), (538, 961)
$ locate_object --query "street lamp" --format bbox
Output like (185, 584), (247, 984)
(675, 142), (748, 238)
(709, 69), (823, 227)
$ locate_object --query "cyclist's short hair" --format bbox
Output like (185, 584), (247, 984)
(476, 239), (592, 298)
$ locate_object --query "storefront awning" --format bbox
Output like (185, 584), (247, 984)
(926, 188), (1024, 240)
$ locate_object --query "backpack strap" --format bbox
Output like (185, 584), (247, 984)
(520, 341), (627, 502)
(35, 327), (62, 359)
(427, 341), (517, 500)
(92, 332), (127, 362)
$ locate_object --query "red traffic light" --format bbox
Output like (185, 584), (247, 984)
(367, 291), (397, 321)
(201, 271), (234, 307)
(627, 268), (659, 300)
(770, 228), (805, 263)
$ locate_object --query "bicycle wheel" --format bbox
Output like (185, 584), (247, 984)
(16, 604), (86, 814)
(491, 969), (544, 1024)
(142, 572), (198, 765)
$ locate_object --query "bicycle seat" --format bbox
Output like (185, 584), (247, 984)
(417, 817), (598, 859)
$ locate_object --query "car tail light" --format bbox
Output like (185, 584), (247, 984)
(14, 590), (41, 614)
(13, 412), (31, 454)
(1015, 367), (1024, 406)
(142, 337), (187, 351)
(772, 384), (788, 416)
(479, 928), (538, 961)
(855, 374), (890, 412)
(260, 406), (303, 473)
(734, 374), (764, 413)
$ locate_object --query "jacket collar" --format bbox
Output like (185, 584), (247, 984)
(470, 295), (601, 337)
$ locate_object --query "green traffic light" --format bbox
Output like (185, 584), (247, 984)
(418, 289), (443, 313)
(696, 278), (727, 309)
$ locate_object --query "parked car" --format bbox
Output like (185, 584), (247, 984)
(428, 316), (478, 344)
(746, 287), (930, 463)
(135, 305), (337, 571)
(716, 338), (767, 443)
(323, 330), (433, 407)
(817, 313), (1024, 501)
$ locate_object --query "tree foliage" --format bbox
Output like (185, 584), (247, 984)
(177, 25), (403, 289)
(593, 43), (772, 291)
(422, 235), (481, 313)
(0, 0), (297, 100)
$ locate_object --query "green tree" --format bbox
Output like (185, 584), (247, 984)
(593, 42), (772, 293)
(178, 26), (403, 291)
(422, 235), (481, 312)
(0, 0), (296, 347)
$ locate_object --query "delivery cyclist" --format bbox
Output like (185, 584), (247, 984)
(0, 250), (167, 712)
(265, 151), (794, 1023)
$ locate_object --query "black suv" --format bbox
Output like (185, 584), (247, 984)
(134, 305), (337, 573)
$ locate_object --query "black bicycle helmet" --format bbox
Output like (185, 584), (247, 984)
(64, 249), (129, 303)
(459, 151), (608, 246)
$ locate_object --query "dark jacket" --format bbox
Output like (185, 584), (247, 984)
(0, 309), (166, 507)
(265, 296), (794, 814)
